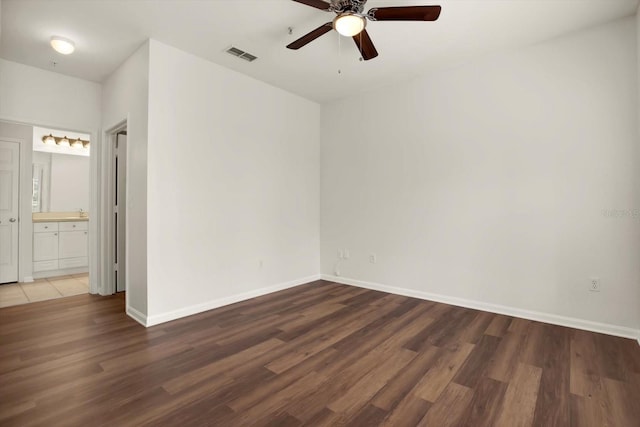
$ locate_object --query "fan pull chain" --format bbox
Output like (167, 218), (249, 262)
(337, 32), (342, 75)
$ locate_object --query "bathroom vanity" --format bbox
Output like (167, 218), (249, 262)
(32, 214), (89, 279)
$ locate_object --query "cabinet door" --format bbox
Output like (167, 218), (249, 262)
(33, 232), (59, 261)
(59, 231), (88, 259)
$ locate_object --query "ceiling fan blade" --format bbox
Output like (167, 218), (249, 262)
(292, 0), (331, 11)
(352, 29), (378, 61)
(368, 5), (442, 21)
(287, 23), (333, 50)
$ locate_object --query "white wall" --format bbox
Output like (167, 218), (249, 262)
(320, 17), (640, 332)
(0, 59), (101, 132)
(146, 40), (320, 321)
(49, 154), (90, 212)
(102, 41), (149, 316)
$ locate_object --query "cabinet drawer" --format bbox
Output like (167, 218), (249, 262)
(33, 222), (58, 232)
(59, 257), (88, 269)
(59, 221), (88, 232)
(33, 260), (59, 272)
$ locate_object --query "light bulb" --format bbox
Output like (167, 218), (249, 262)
(57, 136), (70, 147)
(43, 134), (56, 145)
(333, 14), (366, 37)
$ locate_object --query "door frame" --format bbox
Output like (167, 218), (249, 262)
(101, 120), (127, 298)
(114, 132), (127, 293)
(0, 117), (100, 294)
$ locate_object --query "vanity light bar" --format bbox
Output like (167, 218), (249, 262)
(42, 134), (90, 149)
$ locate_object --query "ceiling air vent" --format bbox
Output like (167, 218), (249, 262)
(225, 46), (258, 62)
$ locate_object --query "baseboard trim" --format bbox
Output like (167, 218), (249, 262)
(34, 267), (88, 280)
(126, 306), (148, 327)
(145, 274), (322, 327)
(21, 276), (34, 283)
(321, 274), (640, 341)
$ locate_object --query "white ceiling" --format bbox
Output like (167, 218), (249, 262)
(1, 0), (638, 103)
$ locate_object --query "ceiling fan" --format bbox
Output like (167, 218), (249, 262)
(287, 0), (441, 60)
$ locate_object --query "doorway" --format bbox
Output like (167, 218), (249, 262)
(0, 140), (20, 284)
(114, 131), (127, 293)
(0, 120), (96, 309)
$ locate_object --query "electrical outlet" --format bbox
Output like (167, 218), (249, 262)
(343, 249), (350, 259)
(369, 254), (377, 264)
(338, 249), (344, 259)
(589, 278), (600, 292)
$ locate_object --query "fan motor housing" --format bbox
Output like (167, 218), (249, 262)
(331, 0), (367, 14)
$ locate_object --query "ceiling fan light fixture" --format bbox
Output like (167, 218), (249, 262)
(50, 36), (75, 55)
(333, 13), (366, 37)
(287, 1), (441, 61)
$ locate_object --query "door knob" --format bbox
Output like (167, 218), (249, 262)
(9, 218), (16, 222)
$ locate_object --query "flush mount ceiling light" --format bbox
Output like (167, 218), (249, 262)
(333, 13), (366, 37)
(50, 36), (75, 55)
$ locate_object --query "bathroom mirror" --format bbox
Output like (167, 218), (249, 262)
(32, 151), (90, 213)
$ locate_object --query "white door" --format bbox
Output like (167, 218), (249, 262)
(33, 232), (59, 261)
(0, 140), (19, 283)
(115, 133), (126, 292)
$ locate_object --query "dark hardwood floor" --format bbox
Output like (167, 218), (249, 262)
(1, 280), (639, 426)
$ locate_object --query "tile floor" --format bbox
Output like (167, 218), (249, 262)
(0, 274), (89, 308)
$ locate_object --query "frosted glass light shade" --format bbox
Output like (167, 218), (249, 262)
(50, 36), (75, 55)
(333, 14), (366, 37)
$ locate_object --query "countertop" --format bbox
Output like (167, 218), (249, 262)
(32, 212), (90, 223)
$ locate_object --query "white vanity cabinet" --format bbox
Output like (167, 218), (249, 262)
(58, 222), (88, 268)
(33, 222), (59, 272)
(33, 221), (88, 275)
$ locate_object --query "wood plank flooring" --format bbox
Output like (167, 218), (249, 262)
(1, 280), (639, 426)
